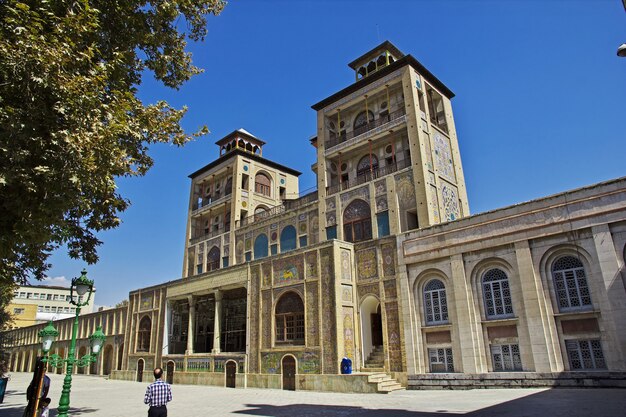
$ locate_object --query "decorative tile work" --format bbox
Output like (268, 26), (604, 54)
(305, 252), (318, 279)
(140, 294), (153, 311)
(376, 197), (388, 213)
(249, 266), (260, 373)
(428, 171), (436, 186)
(424, 132), (433, 171)
(384, 279), (397, 300)
(385, 301), (402, 372)
(340, 186), (370, 207)
(431, 184), (440, 223)
(395, 171), (416, 210)
(261, 352), (280, 374)
(299, 222), (307, 234)
(343, 307), (355, 360)
(223, 244), (229, 256)
(326, 197), (336, 211)
(244, 239), (252, 252)
(306, 281), (319, 346)
(442, 182), (460, 221)
(326, 212), (336, 227)
(298, 213), (307, 221)
(357, 248), (378, 281)
(262, 262), (272, 287)
(320, 247), (336, 374)
(381, 243), (396, 277)
(341, 284), (353, 303)
(375, 180), (387, 197)
(433, 131), (455, 182)
(357, 283), (380, 300)
(341, 249), (352, 283)
(271, 223), (278, 230)
(273, 254), (304, 284)
(274, 285), (304, 304)
(235, 238), (244, 264)
(299, 351), (320, 374)
(262, 290), (271, 349)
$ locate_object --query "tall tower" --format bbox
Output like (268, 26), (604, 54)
(182, 129), (300, 278)
(311, 41), (469, 242)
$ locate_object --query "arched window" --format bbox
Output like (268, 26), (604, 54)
(275, 292), (304, 344)
(138, 316), (151, 352)
(482, 268), (514, 319)
(207, 246), (220, 272)
(280, 225), (297, 252)
(552, 256), (592, 312)
(254, 234), (269, 259)
(353, 110), (374, 132)
(343, 199), (372, 243)
(423, 279), (448, 325)
(356, 154), (379, 177)
(254, 205), (269, 221)
(255, 173), (271, 196)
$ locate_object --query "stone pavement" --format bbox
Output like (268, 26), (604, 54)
(1, 372), (625, 417)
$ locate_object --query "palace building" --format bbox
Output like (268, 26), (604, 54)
(3, 41), (625, 392)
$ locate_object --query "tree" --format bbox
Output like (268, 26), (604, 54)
(0, 0), (226, 284)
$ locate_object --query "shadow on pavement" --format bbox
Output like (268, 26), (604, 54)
(0, 405), (98, 417)
(236, 404), (436, 416)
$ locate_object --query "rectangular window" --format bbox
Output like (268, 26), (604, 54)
(326, 226), (337, 240)
(491, 344), (522, 371)
(37, 306), (44, 312)
(270, 244), (278, 256)
(377, 211), (390, 237)
(27, 292), (32, 299)
(426, 85), (448, 133)
(47, 294), (52, 300)
(222, 257), (229, 268)
(13, 308), (25, 315)
(245, 252), (252, 262)
(566, 339), (606, 370)
(299, 236), (308, 248)
(196, 264), (203, 275)
(428, 347), (454, 372)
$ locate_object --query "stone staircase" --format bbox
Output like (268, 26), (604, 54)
(363, 345), (385, 371)
(367, 372), (404, 393)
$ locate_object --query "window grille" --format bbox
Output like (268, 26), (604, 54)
(343, 199), (372, 243)
(275, 293), (305, 345)
(552, 256), (592, 312)
(566, 339), (606, 370)
(428, 347), (454, 372)
(491, 344), (522, 371)
(424, 279), (448, 325)
(482, 268), (514, 319)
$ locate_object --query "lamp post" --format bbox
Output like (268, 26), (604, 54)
(38, 269), (105, 417)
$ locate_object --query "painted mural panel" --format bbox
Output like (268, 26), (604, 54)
(433, 131), (455, 182)
(381, 243), (396, 277)
(343, 307), (355, 360)
(431, 184), (440, 223)
(385, 301), (402, 372)
(262, 262), (272, 287)
(273, 254), (304, 285)
(357, 247), (378, 281)
(441, 182), (460, 222)
(340, 185), (370, 208)
(395, 171), (416, 210)
(341, 285), (353, 303)
(357, 283), (380, 300)
(140, 294), (153, 311)
(299, 351), (321, 374)
(305, 251), (318, 279)
(320, 247), (337, 374)
(261, 352), (280, 374)
(424, 132), (433, 171)
(341, 249), (352, 283)
(376, 197), (388, 213)
(306, 281), (319, 346)
(261, 290), (271, 350)
(375, 180), (387, 197)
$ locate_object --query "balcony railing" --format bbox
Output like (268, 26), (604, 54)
(189, 224), (231, 245)
(325, 107), (406, 150)
(236, 190), (319, 228)
(326, 158), (411, 195)
(192, 188), (233, 213)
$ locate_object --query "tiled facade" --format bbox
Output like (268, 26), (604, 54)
(3, 42), (625, 391)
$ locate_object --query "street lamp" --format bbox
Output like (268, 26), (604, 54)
(618, 44), (626, 58)
(39, 269), (105, 417)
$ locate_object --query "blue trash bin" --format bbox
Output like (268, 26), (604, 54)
(340, 357), (352, 374)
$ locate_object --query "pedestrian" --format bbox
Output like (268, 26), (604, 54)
(23, 358), (50, 417)
(38, 398), (51, 417)
(143, 367), (172, 417)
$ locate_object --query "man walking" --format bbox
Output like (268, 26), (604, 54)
(144, 367), (172, 417)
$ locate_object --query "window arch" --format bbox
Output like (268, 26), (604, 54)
(255, 172), (271, 196)
(423, 279), (448, 325)
(353, 110), (374, 132)
(356, 154), (379, 177)
(275, 292), (304, 344)
(552, 256), (592, 312)
(138, 316), (151, 352)
(482, 268), (514, 319)
(280, 225), (297, 252)
(207, 246), (220, 271)
(254, 234), (269, 259)
(343, 199), (372, 243)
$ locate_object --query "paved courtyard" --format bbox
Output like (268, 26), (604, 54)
(1, 372), (625, 416)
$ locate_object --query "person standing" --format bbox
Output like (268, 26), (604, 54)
(143, 367), (172, 417)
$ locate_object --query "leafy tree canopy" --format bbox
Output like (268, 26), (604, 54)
(0, 0), (226, 285)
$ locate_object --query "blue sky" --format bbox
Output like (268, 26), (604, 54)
(44, 0), (626, 307)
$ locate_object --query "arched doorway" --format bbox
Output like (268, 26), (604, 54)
(225, 360), (237, 388)
(360, 296), (383, 367)
(77, 347), (87, 374)
(137, 359), (144, 382)
(281, 356), (296, 391)
(102, 345), (113, 375)
(117, 343), (124, 371)
(166, 361), (174, 385)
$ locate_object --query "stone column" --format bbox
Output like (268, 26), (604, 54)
(450, 254), (486, 373)
(212, 291), (222, 353)
(397, 264), (425, 374)
(514, 241), (561, 372)
(592, 224), (626, 370)
(186, 295), (195, 355)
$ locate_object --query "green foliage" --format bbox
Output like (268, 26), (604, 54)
(0, 281), (16, 331)
(0, 0), (225, 284)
